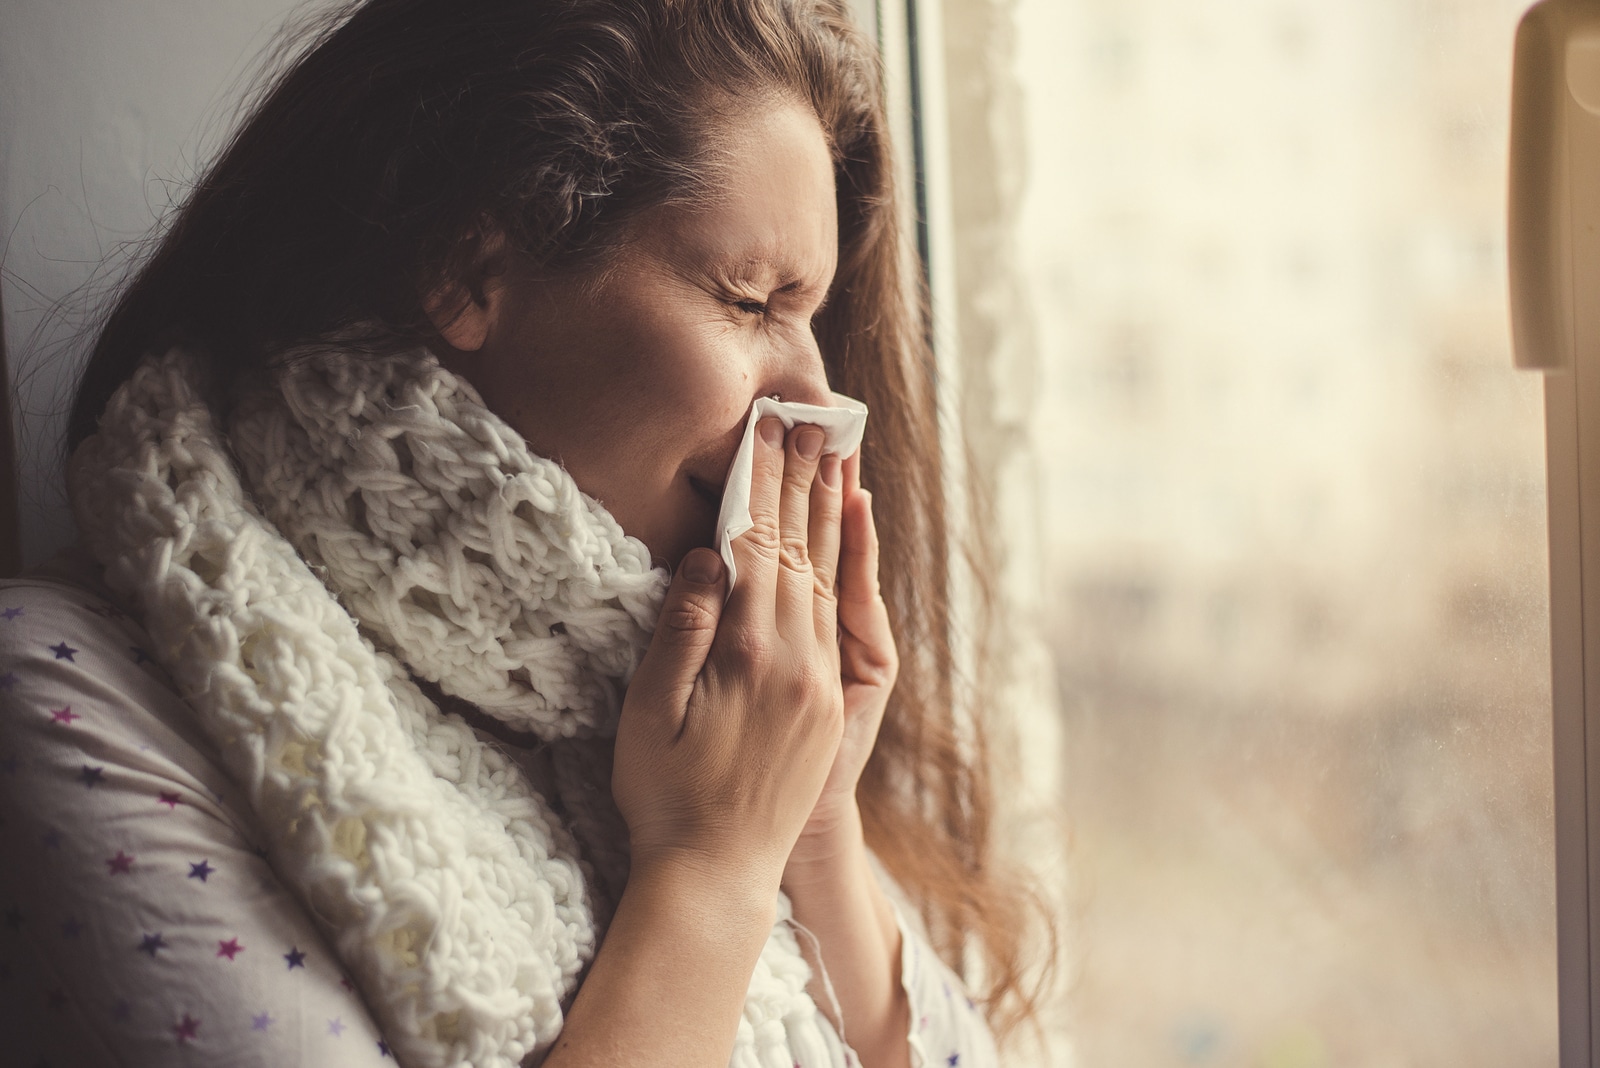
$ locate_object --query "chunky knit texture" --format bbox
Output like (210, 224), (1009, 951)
(68, 346), (847, 1068)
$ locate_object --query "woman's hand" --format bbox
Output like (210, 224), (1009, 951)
(612, 417), (847, 890)
(785, 448), (900, 873)
(608, 418), (910, 1068)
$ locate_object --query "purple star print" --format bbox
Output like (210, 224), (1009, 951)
(48, 642), (78, 661)
(328, 1017), (347, 1037)
(138, 932), (167, 957)
(107, 850), (135, 875)
(174, 1013), (200, 1044)
(284, 946), (307, 969)
(252, 1012), (275, 1031)
(0, 672), (18, 691)
(79, 765), (105, 787)
(188, 859), (214, 881)
(1, 606), (23, 621)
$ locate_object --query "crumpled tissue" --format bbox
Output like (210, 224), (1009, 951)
(716, 393), (869, 590)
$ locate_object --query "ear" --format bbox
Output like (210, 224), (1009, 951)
(423, 230), (510, 353)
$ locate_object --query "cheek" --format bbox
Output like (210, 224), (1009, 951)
(613, 326), (753, 452)
(560, 342), (744, 515)
(606, 347), (754, 561)
(503, 281), (758, 558)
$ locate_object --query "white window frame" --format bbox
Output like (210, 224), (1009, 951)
(1510, 2), (1600, 1063)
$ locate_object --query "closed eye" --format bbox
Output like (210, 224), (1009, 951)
(734, 299), (769, 316)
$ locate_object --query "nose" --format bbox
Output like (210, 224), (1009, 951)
(756, 332), (833, 408)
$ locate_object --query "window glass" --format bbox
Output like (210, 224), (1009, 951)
(1012, 1), (1555, 1063)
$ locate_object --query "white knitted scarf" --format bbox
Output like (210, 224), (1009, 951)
(68, 345), (848, 1068)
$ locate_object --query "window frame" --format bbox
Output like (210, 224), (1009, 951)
(1511, 4), (1600, 1064)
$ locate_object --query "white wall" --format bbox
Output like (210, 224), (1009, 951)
(0, 0), (309, 568)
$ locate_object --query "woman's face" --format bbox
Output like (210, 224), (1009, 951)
(433, 100), (839, 569)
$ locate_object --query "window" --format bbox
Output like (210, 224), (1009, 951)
(906, 0), (1558, 1063)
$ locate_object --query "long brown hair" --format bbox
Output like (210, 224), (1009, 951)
(68, 0), (1050, 1039)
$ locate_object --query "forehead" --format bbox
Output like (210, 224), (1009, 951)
(641, 100), (840, 286)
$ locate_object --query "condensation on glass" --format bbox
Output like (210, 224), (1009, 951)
(1011, 1), (1555, 1064)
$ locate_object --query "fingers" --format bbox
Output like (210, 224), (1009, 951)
(836, 485), (897, 686)
(727, 418), (852, 660)
(728, 418), (787, 616)
(778, 426), (824, 562)
(731, 419), (835, 628)
(816, 446), (859, 595)
(624, 549), (727, 735)
(837, 487), (881, 609)
(808, 452), (844, 595)
(773, 426), (824, 630)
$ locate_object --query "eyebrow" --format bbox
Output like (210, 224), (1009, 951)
(717, 256), (835, 300)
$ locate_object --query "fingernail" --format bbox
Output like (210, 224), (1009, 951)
(821, 455), (841, 488)
(681, 550), (723, 584)
(760, 418), (784, 449)
(797, 427), (823, 461)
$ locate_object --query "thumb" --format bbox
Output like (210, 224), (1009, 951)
(627, 549), (727, 725)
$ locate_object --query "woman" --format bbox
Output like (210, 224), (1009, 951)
(0, 0), (1044, 1065)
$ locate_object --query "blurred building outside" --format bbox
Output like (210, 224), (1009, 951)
(956, 0), (1558, 1064)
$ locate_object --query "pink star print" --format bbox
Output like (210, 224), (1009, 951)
(106, 851), (134, 875)
(157, 791), (182, 809)
(174, 1013), (200, 1044)
(49, 706), (79, 725)
(217, 937), (244, 960)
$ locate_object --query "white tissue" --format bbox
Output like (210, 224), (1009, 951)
(716, 393), (869, 590)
